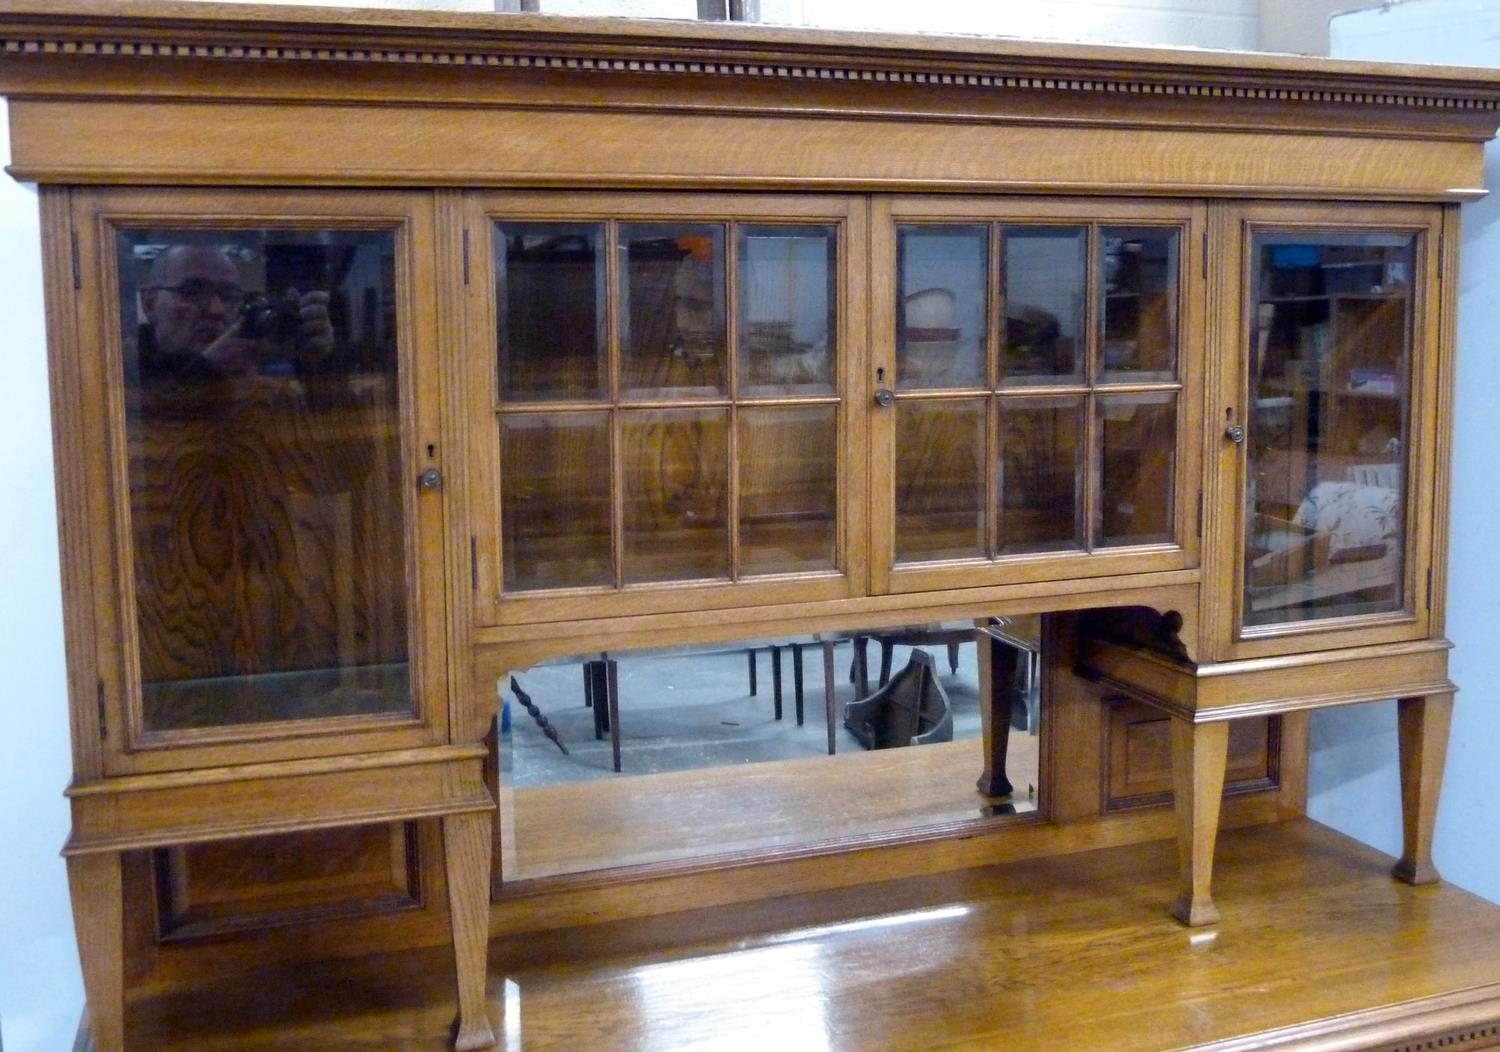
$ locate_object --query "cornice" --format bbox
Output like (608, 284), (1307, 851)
(2, 0), (1500, 116)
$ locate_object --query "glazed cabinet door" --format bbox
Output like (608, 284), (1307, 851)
(1211, 202), (1445, 660)
(870, 198), (1206, 596)
(465, 193), (867, 626)
(66, 189), (451, 775)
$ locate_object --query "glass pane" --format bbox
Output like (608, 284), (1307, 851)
(118, 229), (410, 731)
(501, 412), (613, 592)
(1097, 392), (1176, 547)
(495, 222), (606, 403)
(895, 398), (986, 562)
(1000, 226), (1085, 386)
(1244, 233), (1413, 628)
(622, 408), (730, 583)
(1101, 227), (1178, 383)
(997, 396), (1083, 554)
(738, 225), (837, 397)
(896, 225), (987, 391)
(621, 224), (727, 399)
(739, 406), (837, 575)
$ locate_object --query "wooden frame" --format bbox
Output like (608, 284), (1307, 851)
(64, 186), (453, 775)
(869, 195), (1207, 596)
(1208, 200), (1445, 662)
(463, 191), (870, 627)
(5, 3), (1500, 1048)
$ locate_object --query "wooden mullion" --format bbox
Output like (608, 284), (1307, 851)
(987, 221), (1004, 559)
(1082, 224), (1101, 553)
(727, 220), (742, 582)
(606, 219), (625, 591)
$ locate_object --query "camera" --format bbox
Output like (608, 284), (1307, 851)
(238, 294), (302, 341)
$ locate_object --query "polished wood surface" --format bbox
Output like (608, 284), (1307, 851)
(103, 821), (1500, 1052)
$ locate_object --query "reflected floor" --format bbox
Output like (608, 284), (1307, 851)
(498, 640), (1040, 880)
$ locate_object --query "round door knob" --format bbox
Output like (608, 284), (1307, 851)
(874, 388), (895, 408)
(418, 467), (444, 490)
(1225, 424), (1246, 445)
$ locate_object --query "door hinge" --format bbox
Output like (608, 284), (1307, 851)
(1426, 566), (1434, 610)
(71, 229), (82, 290)
(471, 536), (479, 590)
(1196, 489), (1204, 538)
(96, 679), (107, 739)
(1437, 229), (1446, 283)
(1201, 230), (1208, 281)
(462, 228), (471, 286)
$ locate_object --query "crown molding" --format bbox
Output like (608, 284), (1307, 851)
(2, 0), (1500, 116)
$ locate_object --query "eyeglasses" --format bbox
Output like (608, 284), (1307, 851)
(146, 279), (246, 310)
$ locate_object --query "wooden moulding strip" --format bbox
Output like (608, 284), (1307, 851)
(1078, 635), (1456, 723)
(1, 0), (1500, 117)
(64, 743), (488, 798)
(1192, 981), (1500, 1052)
(66, 759), (493, 856)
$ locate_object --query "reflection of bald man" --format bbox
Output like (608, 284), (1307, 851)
(139, 244), (332, 379)
(129, 244), (354, 704)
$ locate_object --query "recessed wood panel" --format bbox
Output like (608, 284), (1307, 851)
(154, 823), (421, 941)
(1106, 696), (1279, 809)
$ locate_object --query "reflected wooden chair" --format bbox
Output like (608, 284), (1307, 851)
(844, 650), (954, 750)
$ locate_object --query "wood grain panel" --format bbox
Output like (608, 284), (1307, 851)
(153, 824), (422, 940)
(9, 100), (1487, 200)
(1105, 696), (1277, 808)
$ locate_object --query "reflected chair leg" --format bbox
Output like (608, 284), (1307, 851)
(748, 649), (757, 697)
(976, 633), (1017, 797)
(771, 645), (783, 721)
(878, 640), (893, 687)
(1393, 691), (1454, 886)
(947, 641), (961, 675)
(443, 810), (496, 1052)
(1169, 718), (1229, 927)
(606, 658), (621, 774)
(67, 851), (124, 1052)
(792, 643), (805, 726)
(823, 641), (837, 756)
(587, 661), (609, 740)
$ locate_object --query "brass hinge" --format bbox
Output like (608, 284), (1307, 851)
(96, 680), (107, 739)
(1427, 566), (1434, 610)
(462, 228), (470, 286)
(1201, 229), (1208, 281)
(71, 229), (82, 290)
(471, 536), (479, 590)
(1196, 489), (1204, 538)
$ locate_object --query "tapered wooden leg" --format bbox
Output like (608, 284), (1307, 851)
(976, 632), (1018, 797)
(822, 641), (837, 756)
(444, 810), (496, 1051)
(66, 851), (124, 1052)
(1392, 692), (1453, 886)
(1168, 718), (1229, 927)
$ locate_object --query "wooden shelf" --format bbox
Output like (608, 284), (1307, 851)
(110, 819), (1500, 1051)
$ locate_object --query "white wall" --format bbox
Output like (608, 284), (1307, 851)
(1304, 0), (1500, 907)
(0, 100), (84, 1052)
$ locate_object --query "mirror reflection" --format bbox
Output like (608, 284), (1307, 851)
(1244, 233), (1413, 626)
(118, 228), (412, 732)
(497, 619), (1041, 879)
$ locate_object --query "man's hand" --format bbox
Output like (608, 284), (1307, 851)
(292, 288), (334, 365)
